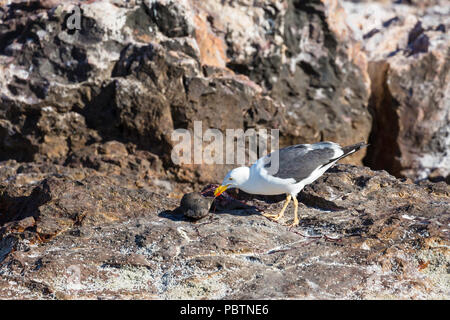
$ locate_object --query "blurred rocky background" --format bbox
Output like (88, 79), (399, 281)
(0, 0), (448, 299)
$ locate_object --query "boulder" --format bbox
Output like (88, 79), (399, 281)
(0, 0), (448, 300)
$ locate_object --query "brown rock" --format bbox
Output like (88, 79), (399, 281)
(0, 1), (285, 184)
(194, 13), (228, 68)
(0, 161), (449, 299)
(342, 0), (450, 181)
(0, 0), (448, 300)
(179, 192), (214, 219)
(206, 0), (372, 164)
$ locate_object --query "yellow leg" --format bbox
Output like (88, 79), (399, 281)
(263, 194), (291, 221)
(288, 196), (300, 227)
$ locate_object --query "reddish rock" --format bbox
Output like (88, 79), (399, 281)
(0, 0), (285, 184)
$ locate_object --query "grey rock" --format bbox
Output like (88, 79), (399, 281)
(0, 162), (448, 299)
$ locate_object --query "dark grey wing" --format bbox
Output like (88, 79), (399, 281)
(262, 141), (368, 183)
(263, 143), (337, 183)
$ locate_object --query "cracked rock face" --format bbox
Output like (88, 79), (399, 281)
(0, 162), (448, 299)
(342, 0), (450, 181)
(0, 0), (371, 184)
(3, 0), (447, 183)
(179, 192), (213, 220)
(198, 0), (373, 163)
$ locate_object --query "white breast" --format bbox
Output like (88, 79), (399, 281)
(238, 162), (300, 196)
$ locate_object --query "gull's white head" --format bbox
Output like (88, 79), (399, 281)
(214, 166), (250, 197)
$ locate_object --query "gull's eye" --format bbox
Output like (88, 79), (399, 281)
(229, 178), (233, 181)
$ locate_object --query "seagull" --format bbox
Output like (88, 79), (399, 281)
(214, 141), (368, 227)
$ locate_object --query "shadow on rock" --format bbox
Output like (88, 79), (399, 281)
(158, 209), (188, 222)
(0, 180), (51, 226)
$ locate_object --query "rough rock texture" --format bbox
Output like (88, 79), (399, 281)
(342, 0), (450, 181)
(194, 0), (372, 163)
(0, 0), (449, 300)
(179, 192), (213, 219)
(0, 0), (371, 185)
(0, 161), (448, 299)
(0, 0), (285, 185)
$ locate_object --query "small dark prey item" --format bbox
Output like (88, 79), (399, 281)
(180, 192), (214, 219)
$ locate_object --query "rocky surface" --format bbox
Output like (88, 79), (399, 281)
(196, 0), (373, 162)
(0, 0), (449, 300)
(0, 0), (285, 185)
(0, 161), (448, 299)
(0, 0), (372, 182)
(1, 0), (448, 182)
(179, 192), (213, 219)
(342, 0), (450, 181)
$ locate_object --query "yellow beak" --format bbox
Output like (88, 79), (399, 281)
(214, 185), (229, 197)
